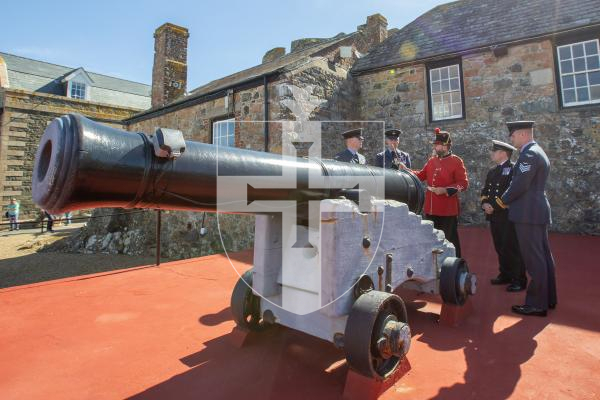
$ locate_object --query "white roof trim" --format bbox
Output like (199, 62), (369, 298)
(61, 67), (94, 85)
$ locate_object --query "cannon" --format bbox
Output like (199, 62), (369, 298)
(33, 114), (476, 380)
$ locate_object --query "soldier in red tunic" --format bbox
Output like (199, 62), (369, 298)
(408, 128), (469, 257)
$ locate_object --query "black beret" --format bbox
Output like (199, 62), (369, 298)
(384, 129), (402, 139)
(491, 139), (516, 153)
(506, 120), (534, 136)
(342, 128), (364, 139)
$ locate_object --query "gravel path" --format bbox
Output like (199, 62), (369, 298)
(0, 224), (157, 289)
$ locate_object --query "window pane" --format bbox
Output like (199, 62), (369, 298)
(442, 93), (451, 104)
(441, 68), (449, 80)
(451, 102), (462, 116)
(573, 43), (584, 58)
(563, 89), (576, 103)
(562, 75), (575, 89)
(575, 73), (588, 87)
(213, 119), (235, 147)
(443, 103), (450, 116)
(433, 94), (442, 105)
(558, 46), (571, 60)
(450, 91), (461, 103)
(449, 65), (459, 78)
(560, 60), (573, 73)
(432, 81), (441, 93)
(585, 41), (598, 55)
(590, 85), (600, 100)
(574, 57), (586, 72)
(587, 55), (600, 70)
(589, 71), (600, 85)
(577, 87), (589, 102)
(441, 80), (450, 92)
(450, 78), (460, 90)
(431, 69), (440, 81)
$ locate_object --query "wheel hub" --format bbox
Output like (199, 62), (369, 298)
(459, 271), (477, 296)
(376, 315), (411, 359)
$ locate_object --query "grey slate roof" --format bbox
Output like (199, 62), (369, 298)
(189, 33), (354, 97)
(353, 0), (600, 73)
(0, 52), (151, 109)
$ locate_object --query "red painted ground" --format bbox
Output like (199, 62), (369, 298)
(1, 227), (599, 400)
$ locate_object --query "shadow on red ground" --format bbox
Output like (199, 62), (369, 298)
(126, 227), (600, 400)
(1, 227), (599, 400)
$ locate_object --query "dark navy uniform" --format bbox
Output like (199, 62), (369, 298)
(375, 129), (412, 169)
(334, 128), (367, 165)
(499, 122), (557, 312)
(375, 149), (411, 169)
(481, 156), (526, 287)
(334, 148), (366, 164)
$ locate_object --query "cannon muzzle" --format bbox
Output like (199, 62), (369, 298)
(32, 114), (424, 215)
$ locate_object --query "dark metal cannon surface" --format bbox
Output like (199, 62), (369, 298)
(32, 114), (424, 215)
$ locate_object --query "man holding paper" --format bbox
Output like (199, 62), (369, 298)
(409, 128), (469, 257)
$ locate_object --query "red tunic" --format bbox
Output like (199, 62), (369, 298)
(413, 153), (469, 216)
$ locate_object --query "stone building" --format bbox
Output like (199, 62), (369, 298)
(50, 0), (600, 259)
(0, 51), (151, 218)
(69, 15), (395, 258)
(351, 0), (600, 235)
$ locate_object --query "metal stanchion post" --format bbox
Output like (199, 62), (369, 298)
(156, 209), (161, 266)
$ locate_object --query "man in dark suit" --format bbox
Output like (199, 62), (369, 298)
(375, 129), (412, 169)
(334, 128), (366, 165)
(481, 140), (526, 292)
(497, 121), (557, 317)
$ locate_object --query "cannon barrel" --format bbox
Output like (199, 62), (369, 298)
(32, 114), (424, 215)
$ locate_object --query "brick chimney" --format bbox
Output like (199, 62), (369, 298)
(356, 14), (388, 53)
(151, 23), (189, 108)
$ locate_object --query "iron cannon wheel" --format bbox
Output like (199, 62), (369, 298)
(440, 257), (470, 305)
(230, 270), (265, 331)
(344, 291), (410, 379)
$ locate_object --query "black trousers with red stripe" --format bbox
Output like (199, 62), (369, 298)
(425, 214), (461, 258)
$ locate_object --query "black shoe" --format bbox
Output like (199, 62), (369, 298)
(549, 303), (556, 309)
(511, 305), (547, 317)
(491, 275), (511, 285)
(507, 282), (526, 292)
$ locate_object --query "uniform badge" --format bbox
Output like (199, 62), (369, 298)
(519, 162), (531, 173)
(502, 167), (511, 175)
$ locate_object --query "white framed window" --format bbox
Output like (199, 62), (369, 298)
(429, 64), (463, 121)
(557, 39), (600, 106)
(69, 81), (86, 100)
(212, 118), (235, 147)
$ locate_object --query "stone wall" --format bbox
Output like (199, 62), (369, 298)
(355, 39), (600, 235)
(0, 88), (141, 220)
(47, 208), (254, 260)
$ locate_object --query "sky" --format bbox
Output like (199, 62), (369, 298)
(1, 0), (449, 90)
